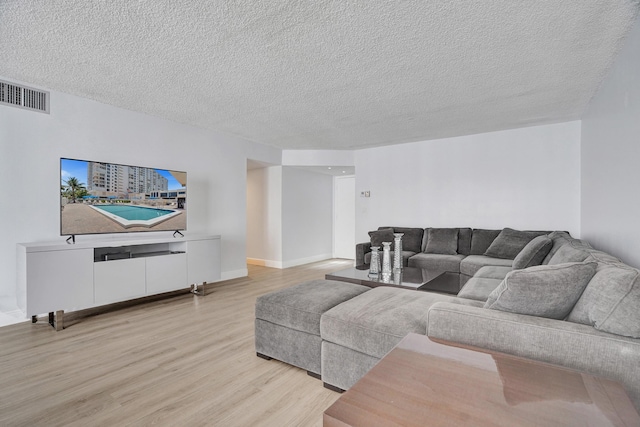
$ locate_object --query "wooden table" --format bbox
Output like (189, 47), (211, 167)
(324, 333), (640, 426)
(326, 266), (459, 294)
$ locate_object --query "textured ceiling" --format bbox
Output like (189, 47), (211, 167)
(1, 1), (638, 150)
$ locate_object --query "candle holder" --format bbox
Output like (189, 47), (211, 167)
(382, 242), (392, 276)
(393, 233), (404, 270)
(369, 246), (381, 277)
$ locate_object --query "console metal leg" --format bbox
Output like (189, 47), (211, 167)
(47, 310), (64, 331)
(191, 282), (206, 296)
(31, 315), (37, 324)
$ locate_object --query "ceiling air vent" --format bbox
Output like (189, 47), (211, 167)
(0, 80), (49, 114)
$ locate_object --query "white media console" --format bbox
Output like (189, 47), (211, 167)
(17, 234), (221, 330)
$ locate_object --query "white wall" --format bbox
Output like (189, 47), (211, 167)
(0, 78), (281, 300)
(354, 121), (582, 242)
(281, 167), (334, 267)
(246, 166), (333, 268)
(333, 176), (356, 259)
(246, 166), (282, 266)
(581, 17), (640, 268)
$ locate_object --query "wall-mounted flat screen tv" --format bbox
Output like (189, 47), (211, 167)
(60, 158), (187, 236)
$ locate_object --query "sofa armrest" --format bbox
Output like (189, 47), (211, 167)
(355, 241), (371, 266)
(427, 302), (640, 411)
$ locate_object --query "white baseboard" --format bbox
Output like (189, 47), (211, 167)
(246, 254), (333, 270)
(247, 258), (284, 268)
(282, 253), (333, 269)
(219, 268), (248, 281)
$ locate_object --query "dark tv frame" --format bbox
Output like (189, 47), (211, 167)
(60, 157), (187, 240)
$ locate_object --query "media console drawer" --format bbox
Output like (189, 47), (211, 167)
(94, 257), (146, 305)
(146, 252), (188, 294)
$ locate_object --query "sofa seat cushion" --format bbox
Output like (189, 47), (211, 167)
(458, 277), (503, 302)
(365, 251), (416, 267)
(407, 253), (465, 273)
(484, 262), (597, 320)
(474, 265), (514, 279)
(458, 265), (513, 300)
(320, 287), (482, 358)
(460, 255), (513, 277)
(568, 265), (640, 338)
(255, 279), (370, 335)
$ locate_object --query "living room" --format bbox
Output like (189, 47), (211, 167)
(1, 1), (640, 425)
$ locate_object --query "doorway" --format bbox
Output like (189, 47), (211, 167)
(333, 175), (356, 259)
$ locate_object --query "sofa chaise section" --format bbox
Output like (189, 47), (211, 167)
(320, 286), (483, 390)
(255, 279), (369, 376)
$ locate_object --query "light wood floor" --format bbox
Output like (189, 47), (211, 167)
(0, 259), (354, 427)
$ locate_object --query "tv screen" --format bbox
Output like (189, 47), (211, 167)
(60, 158), (187, 236)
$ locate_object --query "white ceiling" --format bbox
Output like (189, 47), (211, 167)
(1, 1), (638, 150)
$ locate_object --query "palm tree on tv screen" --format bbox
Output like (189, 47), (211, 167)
(62, 177), (87, 203)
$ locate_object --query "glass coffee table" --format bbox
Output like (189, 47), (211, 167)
(325, 265), (460, 295)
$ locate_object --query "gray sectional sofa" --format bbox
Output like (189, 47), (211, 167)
(357, 226), (551, 287)
(256, 228), (640, 412)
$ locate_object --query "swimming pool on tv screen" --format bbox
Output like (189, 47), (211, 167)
(94, 205), (175, 221)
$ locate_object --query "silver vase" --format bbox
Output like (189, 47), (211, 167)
(369, 246), (381, 277)
(393, 269), (402, 285)
(393, 233), (404, 270)
(382, 242), (392, 278)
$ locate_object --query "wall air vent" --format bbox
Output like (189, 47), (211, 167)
(0, 80), (49, 114)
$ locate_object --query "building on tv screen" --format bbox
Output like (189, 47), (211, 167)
(60, 159), (187, 236)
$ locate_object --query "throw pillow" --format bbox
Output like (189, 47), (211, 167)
(512, 235), (553, 269)
(469, 229), (502, 255)
(484, 262), (597, 319)
(368, 228), (395, 250)
(424, 228), (459, 255)
(547, 243), (590, 265)
(567, 265), (640, 338)
(484, 228), (548, 260)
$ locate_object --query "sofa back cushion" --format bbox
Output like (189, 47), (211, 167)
(542, 231), (588, 264)
(512, 235), (553, 269)
(369, 228), (395, 249)
(584, 249), (621, 265)
(547, 243), (591, 265)
(484, 228), (549, 260)
(457, 228), (472, 256)
(379, 227), (424, 253)
(424, 228), (459, 255)
(484, 262), (597, 319)
(470, 229), (502, 255)
(567, 265), (640, 338)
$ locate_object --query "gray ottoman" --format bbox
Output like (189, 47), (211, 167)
(255, 279), (369, 377)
